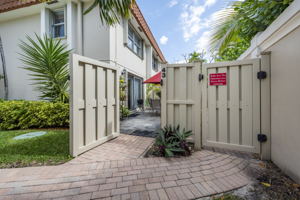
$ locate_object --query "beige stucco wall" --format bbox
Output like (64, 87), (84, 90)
(266, 26), (300, 183)
(0, 14), (41, 100)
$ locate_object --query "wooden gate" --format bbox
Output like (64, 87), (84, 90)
(161, 55), (270, 158)
(161, 62), (202, 149)
(70, 54), (120, 157)
(202, 59), (261, 153)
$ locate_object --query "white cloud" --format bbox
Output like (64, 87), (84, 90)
(168, 0), (178, 7)
(160, 35), (169, 45)
(180, 0), (217, 41)
(195, 31), (211, 52)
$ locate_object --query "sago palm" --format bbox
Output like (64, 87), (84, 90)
(84, 0), (135, 25)
(19, 34), (71, 103)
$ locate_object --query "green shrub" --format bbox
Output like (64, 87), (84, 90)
(0, 100), (69, 130)
(120, 105), (131, 119)
(153, 125), (192, 157)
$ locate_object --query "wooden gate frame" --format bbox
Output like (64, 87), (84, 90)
(70, 54), (120, 157)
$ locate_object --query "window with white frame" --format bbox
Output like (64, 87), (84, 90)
(152, 56), (159, 72)
(51, 9), (65, 38)
(128, 25), (143, 58)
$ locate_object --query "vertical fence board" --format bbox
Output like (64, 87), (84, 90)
(167, 67), (174, 126)
(84, 64), (94, 145)
(208, 68), (217, 141)
(241, 65), (253, 146)
(201, 64), (208, 146)
(193, 62), (202, 149)
(97, 68), (106, 139)
(218, 67), (228, 143)
(161, 65), (167, 128)
(179, 67), (187, 129)
(106, 70), (114, 136)
(252, 59), (261, 154)
(229, 66), (240, 144)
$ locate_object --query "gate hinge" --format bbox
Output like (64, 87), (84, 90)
(257, 133), (267, 143)
(199, 74), (204, 81)
(257, 71), (267, 80)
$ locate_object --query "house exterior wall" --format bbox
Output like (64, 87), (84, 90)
(0, 0), (163, 102)
(266, 27), (300, 183)
(82, 1), (110, 61)
(238, 0), (300, 183)
(0, 14), (41, 100)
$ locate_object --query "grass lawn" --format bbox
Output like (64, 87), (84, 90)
(0, 129), (72, 168)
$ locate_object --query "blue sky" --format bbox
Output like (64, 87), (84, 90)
(136, 0), (233, 63)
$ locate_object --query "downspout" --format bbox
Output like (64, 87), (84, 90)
(0, 36), (8, 100)
(77, 0), (83, 55)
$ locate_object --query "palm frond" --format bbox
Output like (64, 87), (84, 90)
(84, 0), (135, 25)
(19, 34), (71, 102)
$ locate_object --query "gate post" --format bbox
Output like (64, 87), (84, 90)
(193, 61), (202, 150)
(260, 52), (271, 160)
(160, 64), (167, 128)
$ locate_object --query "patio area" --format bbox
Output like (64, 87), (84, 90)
(0, 132), (254, 200)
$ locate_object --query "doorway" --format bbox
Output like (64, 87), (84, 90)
(127, 74), (143, 110)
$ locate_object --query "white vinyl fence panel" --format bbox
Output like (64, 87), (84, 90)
(70, 54), (120, 157)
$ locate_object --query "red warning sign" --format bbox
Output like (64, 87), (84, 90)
(209, 73), (227, 86)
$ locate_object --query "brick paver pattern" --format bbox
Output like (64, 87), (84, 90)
(0, 134), (252, 200)
(68, 134), (154, 164)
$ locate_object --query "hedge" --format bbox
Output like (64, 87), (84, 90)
(0, 100), (69, 130)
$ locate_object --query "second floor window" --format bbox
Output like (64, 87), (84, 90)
(128, 26), (143, 58)
(51, 9), (65, 38)
(152, 56), (158, 72)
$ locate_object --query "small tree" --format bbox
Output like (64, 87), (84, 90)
(19, 34), (71, 103)
(120, 76), (130, 119)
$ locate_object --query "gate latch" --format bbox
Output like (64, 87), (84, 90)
(257, 71), (267, 79)
(199, 74), (204, 81)
(257, 133), (267, 143)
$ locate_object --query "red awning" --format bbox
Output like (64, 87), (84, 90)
(143, 72), (161, 84)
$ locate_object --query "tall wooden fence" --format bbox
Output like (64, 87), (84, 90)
(70, 54), (120, 157)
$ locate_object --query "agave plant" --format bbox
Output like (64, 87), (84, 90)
(19, 34), (71, 103)
(154, 125), (192, 157)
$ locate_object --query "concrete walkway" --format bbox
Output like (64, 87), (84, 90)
(121, 112), (161, 138)
(0, 134), (252, 200)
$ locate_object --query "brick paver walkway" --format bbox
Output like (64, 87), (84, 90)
(0, 147), (252, 200)
(68, 134), (154, 164)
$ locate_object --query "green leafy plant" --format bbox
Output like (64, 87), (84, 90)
(0, 100), (69, 130)
(120, 105), (131, 118)
(146, 84), (161, 106)
(154, 125), (192, 157)
(210, 0), (293, 60)
(119, 76), (131, 119)
(19, 34), (71, 103)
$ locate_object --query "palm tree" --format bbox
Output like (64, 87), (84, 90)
(210, 0), (293, 57)
(19, 34), (71, 103)
(84, 0), (135, 25)
(188, 50), (206, 63)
